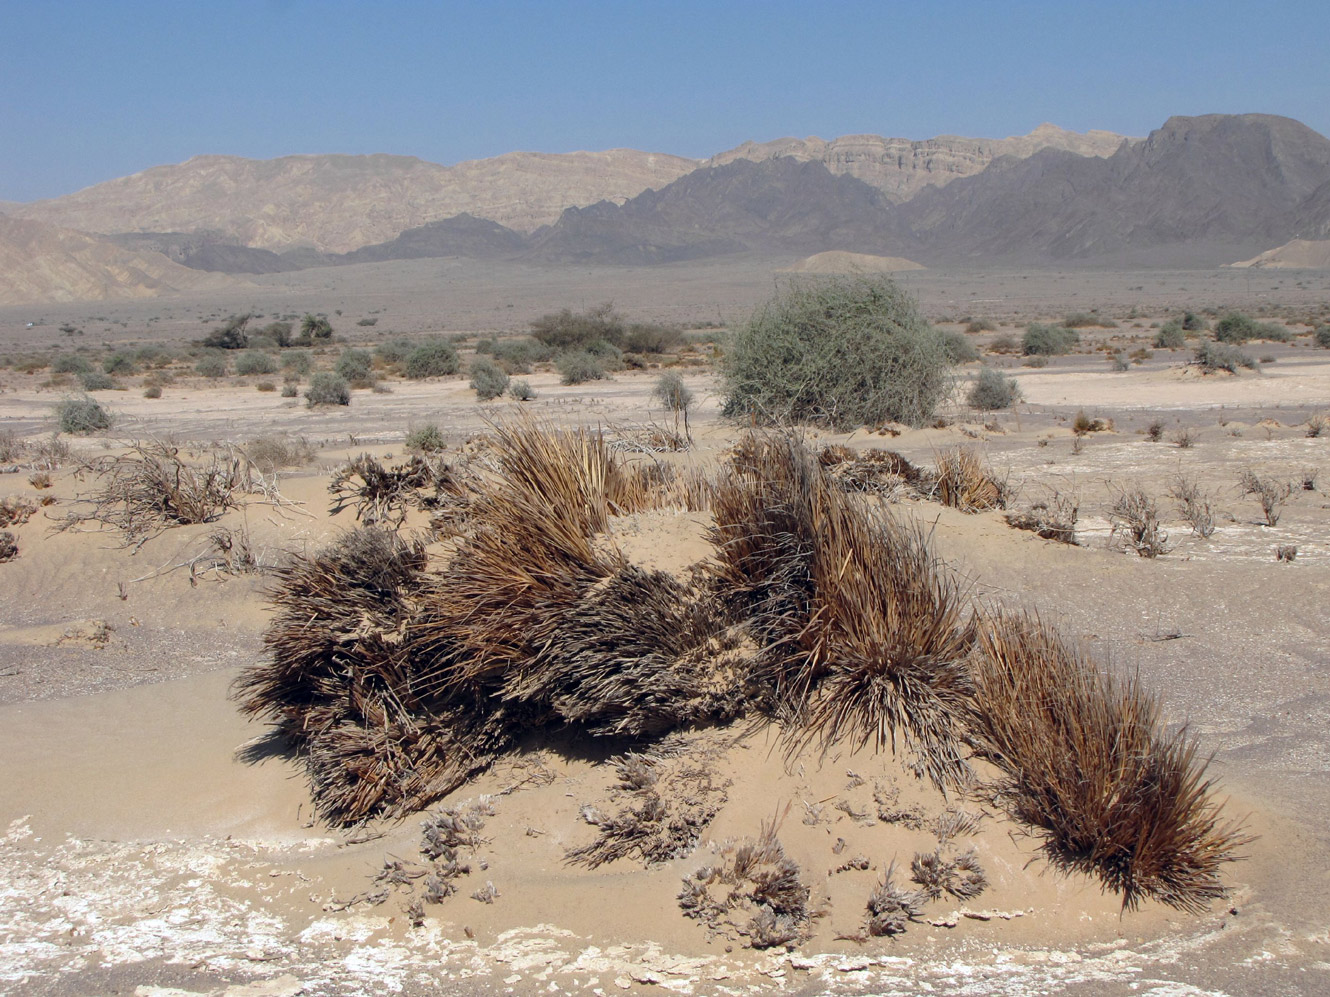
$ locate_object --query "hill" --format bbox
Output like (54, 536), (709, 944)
(1231, 238), (1330, 269)
(781, 250), (925, 273)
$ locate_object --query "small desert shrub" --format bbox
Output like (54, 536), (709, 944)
(195, 352), (229, 378)
(1275, 544), (1298, 562)
(235, 350), (278, 376)
(1022, 323), (1079, 356)
(56, 395), (113, 434)
(966, 318), (996, 333)
(203, 313), (253, 349)
(1306, 416), (1325, 438)
(1154, 322), (1186, 348)
(244, 434), (317, 473)
(1171, 426), (1198, 448)
(1005, 491), (1078, 544)
(79, 370), (114, 391)
(1065, 312), (1115, 329)
(1193, 341), (1258, 374)
(939, 329), (980, 363)
(557, 350), (607, 385)
(256, 380), (276, 392)
(103, 351), (137, 375)
(28, 471), (52, 489)
(334, 348), (374, 384)
(405, 423), (447, 453)
(1238, 468), (1292, 526)
(1072, 410), (1109, 435)
(281, 383), (298, 398)
(722, 274), (956, 429)
(0, 430), (22, 463)
(1109, 352), (1130, 371)
(1214, 312), (1259, 343)
(530, 302), (623, 350)
(621, 322), (684, 354)
(0, 531), (16, 562)
(51, 353), (91, 375)
(403, 340), (460, 379)
(934, 447), (1008, 512)
(298, 313), (333, 343)
(261, 320), (293, 346)
(281, 350), (313, 376)
(966, 367), (1021, 410)
(988, 333), (1020, 354)
(305, 372), (351, 407)
(374, 337), (415, 366)
(1110, 487), (1168, 557)
(1315, 325), (1330, 348)
(143, 385), (163, 399)
(357, 317), (378, 327)
(492, 337), (553, 374)
(509, 379), (535, 401)
(469, 357), (510, 400)
(652, 371), (694, 414)
(1182, 311), (1207, 332)
(1168, 476), (1215, 538)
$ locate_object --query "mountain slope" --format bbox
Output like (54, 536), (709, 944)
(887, 114), (1330, 264)
(0, 217), (238, 304)
(11, 150), (700, 253)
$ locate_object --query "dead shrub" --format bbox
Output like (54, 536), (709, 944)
(243, 434), (317, 474)
(28, 471), (52, 489)
(1072, 410), (1109, 435)
(678, 817), (811, 949)
(1238, 468), (1293, 526)
(967, 611), (1249, 912)
(866, 862), (923, 936)
(0, 496), (37, 528)
(910, 846), (987, 901)
(56, 441), (247, 547)
(1145, 419), (1166, 442)
(1275, 544), (1298, 562)
(1110, 487), (1169, 557)
(0, 530), (16, 562)
(1305, 415), (1325, 439)
(1171, 427), (1198, 448)
(933, 447), (1009, 513)
(329, 453), (471, 528)
(1168, 476), (1216, 538)
(1005, 491), (1078, 544)
(818, 444), (929, 496)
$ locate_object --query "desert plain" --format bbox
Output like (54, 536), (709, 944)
(0, 256), (1329, 997)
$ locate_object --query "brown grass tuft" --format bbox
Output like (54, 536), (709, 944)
(967, 611), (1250, 912)
(933, 447), (1008, 512)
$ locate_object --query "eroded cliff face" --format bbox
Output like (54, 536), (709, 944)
(708, 124), (1131, 200)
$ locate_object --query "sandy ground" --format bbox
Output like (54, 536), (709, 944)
(1, 280), (1330, 995)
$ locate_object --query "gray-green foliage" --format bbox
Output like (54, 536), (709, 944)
(103, 351), (137, 374)
(509, 379), (535, 401)
(1315, 325), (1330, 348)
(334, 348), (374, 383)
(281, 350), (313, 376)
(1022, 324), (1080, 356)
(403, 340), (461, 379)
(51, 353), (91, 375)
(235, 350), (278, 375)
(530, 302), (622, 350)
(966, 367), (1021, 410)
(305, 372), (351, 407)
(1154, 321), (1186, 349)
(652, 371), (694, 413)
(195, 352), (229, 378)
(1193, 341), (1259, 373)
(721, 275), (955, 429)
(557, 350), (607, 385)
(468, 357), (510, 400)
(56, 395), (113, 434)
(79, 370), (114, 391)
(374, 338), (415, 367)
(405, 423), (446, 453)
(1213, 312), (1286, 343)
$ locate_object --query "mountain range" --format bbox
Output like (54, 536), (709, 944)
(2, 115), (1329, 303)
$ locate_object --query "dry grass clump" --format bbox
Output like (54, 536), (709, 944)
(866, 862), (922, 936)
(967, 612), (1248, 912)
(1168, 476), (1216, 538)
(0, 530), (17, 562)
(710, 434), (973, 788)
(0, 496), (37, 528)
(932, 447), (1008, 513)
(1005, 491), (1078, 544)
(678, 818), (811, 949)
(1275, 544), (1298, 563)
(910, 846), (987, 901)
(817, 444), (928, 495)
(1110, 487), (1169, 557)
(58, 441), (247, 547)
(242, 434), (317, 474)
(329, 453), (470, 528)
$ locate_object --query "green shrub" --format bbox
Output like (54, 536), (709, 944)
(584, 339), (625, 370)
(357, 317), (378, 327)
(1154, 321), (1186, 349)
(143, 385), (163, 399)
(531, 302), (624, 350)
(235, 350), (278, 375)
(468, 357), (510, 400)
(334, 348), (374, 383)
(966, 318), (996, 333)
(256, 380), (276, 392)
(621, 322), (683, 354)
(1022, 323), (1080, 356)
(988, 334), (1020, 354)
(281, 350), (313, 376)
(966, 367), (1022, 410)
(405, 423), (446, 453)
(79, 370), (115, 391)
(1194, 341), (1259, 373)
(722, 275), (955, 429)
(493, 338), (552, 374)
(374, 338), (415, 366)
(1315, 325), (1330, 348)
(1065, 312), (1115, 328)
(1182, 311), (1207, 332)
(652, 371), (694, 412)
(260, 321), (293, 347)
(403, 340), (461, 379)
(557, 350), (607, 385)
(202, 313), (253, 349)
(939, 329), (980, 363)
(103, 351), (137, 374)
(51, 353), (91, 375)
(1254, 321), (1291, 342)
(474, 337), (497, 355)
(509, 379), (535, 401)
(1214, 312), (1259, 343)
(56, 395), (113, 434)
(305, 372), (351, 407)
(298, 314), (334, 343)
(195, 352), (229, 378)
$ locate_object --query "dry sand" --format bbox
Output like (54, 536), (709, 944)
(1, 286), (1330, 995)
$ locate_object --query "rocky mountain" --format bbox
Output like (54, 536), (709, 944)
(707, 123), (1130, 201)
(10, 150), (700, 253)
(883, 114), (1330, 265)
(0, 217), (237, 305)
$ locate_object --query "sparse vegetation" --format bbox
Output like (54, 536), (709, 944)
(405, 423), (447, 453)
(334, 348), (375, 385)
(509, 379), (535, 401)
(1110, 487), (1168, 557)
(722, 274), (956, 429)
(56, 395), (112, 434)
(1168, 476), (1216, 538)
(468, 358), (510, 400)
(195, 352), (229, 378)
(1315, 325), (1330, 348)
(1154, 321), (1186, 348)
(304, 372), (351, 407)
(933, 447), (1008, 512)
(1193, 341), (1258, 374)
(1238, 468), (1293, 526)
(235, 350), (278, 376)
(530, 302), (623, 351)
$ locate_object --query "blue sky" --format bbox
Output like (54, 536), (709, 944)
(2, 0), (1328, 202)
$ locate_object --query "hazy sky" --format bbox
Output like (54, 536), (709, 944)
(3, 0), (1328, 202)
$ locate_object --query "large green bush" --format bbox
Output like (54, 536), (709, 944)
(966, 367), (1022, 410)
(334, 348), (374, 383)
(403, 340), (460, 379)
(721, 275), (956, 429)
(469, 358), (510, 400)
(530, 303), (623, 350)
(235, 350), (278, 375)
(1022, 324), (1080, 356)
(1214, 312), (1258, 343)
(557, 350), (607, 385)
(305, 372), (351, 407)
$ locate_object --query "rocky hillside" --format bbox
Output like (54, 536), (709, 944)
(10, 150), (701, 253)
(707, 123), (1130, 200)
(0, 216), (236, 305)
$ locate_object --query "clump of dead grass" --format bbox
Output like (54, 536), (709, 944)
(817, 443), (929, 496)
(0, 496), (37, 528)
(242, 434), (318, 474)
(1005, 491), (1078, 544)
(967, 612), (1249, 912)
(0, 530), (16, 562)
(329, 453), (471, 528)
(932, 447), (1008, 513)
(866, 862), (922, 936)
(1168, 476), (1216, 538)
(1238, 468), (1293, 527)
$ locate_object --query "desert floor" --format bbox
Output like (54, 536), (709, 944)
(1, 263), (1330, 996)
